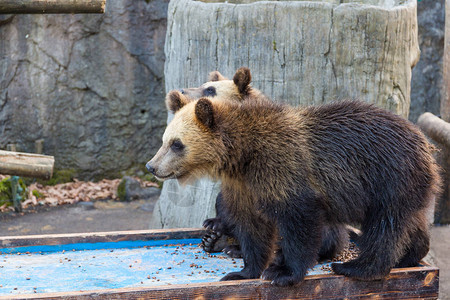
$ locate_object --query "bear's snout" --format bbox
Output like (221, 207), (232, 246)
(146, 162), (156, 175)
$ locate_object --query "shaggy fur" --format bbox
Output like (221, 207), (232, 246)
(148, 76), (440, 287)
(169, 68), (347, 261)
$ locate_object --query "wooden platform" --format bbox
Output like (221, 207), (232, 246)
(0, 229), (439, 299)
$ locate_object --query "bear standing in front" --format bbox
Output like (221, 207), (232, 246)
(147, 92), (440, 286)
(167, 67), (349, 261)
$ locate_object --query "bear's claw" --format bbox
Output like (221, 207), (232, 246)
(202, 217), (224, 234)
(262, 264), (302, 286)
(331, 261), (388, 281)
(223, 245), (243, 258)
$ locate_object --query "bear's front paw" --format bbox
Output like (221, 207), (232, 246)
(202, 217), (224, 233)
(202, 230), (234, 253)
(262, 265), (302, 287)
(223, 245), (242, 258)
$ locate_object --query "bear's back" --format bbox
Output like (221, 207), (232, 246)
(302, 101), (438, 222)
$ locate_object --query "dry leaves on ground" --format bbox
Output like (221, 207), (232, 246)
(0, 175), (158, 212)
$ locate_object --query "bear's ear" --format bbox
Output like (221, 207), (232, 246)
(166, 91), (189, 113)
(208, 71), (227, 82)
(233, 67), (252, 95)
(195, 98), (215, 129)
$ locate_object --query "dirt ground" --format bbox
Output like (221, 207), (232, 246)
(0, 200), (449, 299)
(0, 199), (157, 235)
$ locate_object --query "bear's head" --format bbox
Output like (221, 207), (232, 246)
(146, 97), (224, 184)
(165, 67), (263, 113)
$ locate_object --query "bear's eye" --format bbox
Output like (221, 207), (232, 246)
(203, 86), (216, 97)
(171, 139), (185, 153)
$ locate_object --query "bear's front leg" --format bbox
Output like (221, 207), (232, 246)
(262, 198), (323, 286)
(220, 215), (274, 281)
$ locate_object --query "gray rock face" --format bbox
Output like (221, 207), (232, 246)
(410, 0), (445, 122)
(0, 0), (169, 179)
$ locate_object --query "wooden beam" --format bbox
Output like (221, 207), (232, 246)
(0, 150), (54, 179)
(0, 0), (106, 14)
(3, 268), (439, 300)
(418, 112), (450, 148)
(0, 228), (206, 248)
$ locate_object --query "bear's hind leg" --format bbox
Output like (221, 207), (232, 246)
(395, 213), (430, 268)
(332, 211), (409, 280)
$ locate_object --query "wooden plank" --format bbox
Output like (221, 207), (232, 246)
(0, 229), (440, 299)
(2, 267), (439, 300)
(0, 0), (106, 14)
(0, 228), (205, 248)
(0, 150), (54, 179)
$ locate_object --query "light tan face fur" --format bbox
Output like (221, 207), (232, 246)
(147, 103), (218, 184)
(181, 79), (243, 103)
(149, 67), (254, 183)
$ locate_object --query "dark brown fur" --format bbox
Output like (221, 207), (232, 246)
(148, 96), (440, 286)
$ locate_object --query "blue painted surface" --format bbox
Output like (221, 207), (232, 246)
(0, 239), (332, 296)
(0, 239), (200, 254)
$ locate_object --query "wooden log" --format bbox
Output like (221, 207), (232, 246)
(418, 112), (450, 148)
(0, 150), (54, 179)
(152, 0), (420, 229)
(0, 0), (106, 14)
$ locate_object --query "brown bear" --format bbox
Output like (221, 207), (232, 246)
(168, 68), (348, 261)
(165, 67), (270, 111)
(148, 74), (440, 287)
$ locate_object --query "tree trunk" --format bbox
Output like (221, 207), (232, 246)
(0, 0), (106, 14)
(151, 0), (420, 229)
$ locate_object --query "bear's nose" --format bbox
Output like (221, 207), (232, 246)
(146, 162), (156, 175)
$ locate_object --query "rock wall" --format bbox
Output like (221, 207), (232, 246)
(0, 0), (169, 179)
(410, 0), (445, 122)
(0, 0), (444, 181)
